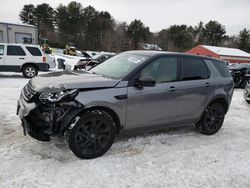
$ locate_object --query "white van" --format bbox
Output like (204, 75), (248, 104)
(0, 43), (50, 78)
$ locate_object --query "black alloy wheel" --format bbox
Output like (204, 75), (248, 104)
(196, 103), (225, 135)
(67, 112), (116, 159)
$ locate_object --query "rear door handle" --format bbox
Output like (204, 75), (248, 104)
(206, 82), (210, 87)
(0, 57), (2, 59)
(19, 58), (25, 60)
(169, 86), (176, 91)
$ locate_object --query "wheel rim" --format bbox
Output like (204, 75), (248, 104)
(25, 67), (36, 77)
(205, 106), (224, 131)
(74, 118), (112, 155)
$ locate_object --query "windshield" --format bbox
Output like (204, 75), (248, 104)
(90, 53), (149, 79)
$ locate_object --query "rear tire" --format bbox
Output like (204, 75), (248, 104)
(66, 111), (116, 159)
(22, 65), (38, 78)
(196, 103), (225, 135)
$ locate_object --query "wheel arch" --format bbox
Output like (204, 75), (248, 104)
(208, 96), (229, 113)
(21, 62), (39, 71)
(59, 105), (122, 136)
(83, 106), (121, 134)
(199, 95), (229, 120)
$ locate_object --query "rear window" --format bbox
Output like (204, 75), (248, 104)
(181, 57), (210, 80)
(0, 45), (4, 55)
(26, 47), (42, 56)
(210, 60), (231, 77)
(7, 45), (26, 56)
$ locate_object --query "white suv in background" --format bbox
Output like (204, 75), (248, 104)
(0, 43), (51, 78)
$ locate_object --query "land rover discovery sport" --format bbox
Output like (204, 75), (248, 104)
(17, 51), (234, 159)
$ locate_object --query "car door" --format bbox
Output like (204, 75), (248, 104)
(126, 56), (181, 129)
(5, 45), (27, 66)
(177, 56), (214, 122)
(0, 44), (5, 66)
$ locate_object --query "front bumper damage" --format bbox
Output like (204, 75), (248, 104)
(17, 84), (83, 142)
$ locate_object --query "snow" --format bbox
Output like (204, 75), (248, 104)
(1, 73), (250, 187)
(0, 21), (36, 28)
(202, 45), (250, 57)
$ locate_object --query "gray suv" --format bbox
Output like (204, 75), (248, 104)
(17, 51), (234, 159)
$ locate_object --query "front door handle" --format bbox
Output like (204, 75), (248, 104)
(19, 58), (25, 60)
(169, 86), (176, 91)
(206, 82), (210, 87)
(0, 57), (2, 59)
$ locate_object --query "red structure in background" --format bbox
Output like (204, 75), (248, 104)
(186, 45), (250, 64)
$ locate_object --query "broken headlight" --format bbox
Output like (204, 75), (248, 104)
(39, 89), (78, 103)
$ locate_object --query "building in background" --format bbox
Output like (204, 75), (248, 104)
(0, 22), (37, 44)
(186, 45), (250, 64)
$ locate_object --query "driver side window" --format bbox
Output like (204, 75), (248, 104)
(141, 57), (178, 83)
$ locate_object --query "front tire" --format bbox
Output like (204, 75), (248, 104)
(22, 65), (38, 78)
(66, 111), (116, 159)
(196, 103), (225, 135)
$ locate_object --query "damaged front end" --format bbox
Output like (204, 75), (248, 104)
(17, 82), (84, 142)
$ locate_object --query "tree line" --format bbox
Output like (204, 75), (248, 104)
(19, 1), (250, 53)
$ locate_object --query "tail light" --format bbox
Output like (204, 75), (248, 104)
(43, 56), (46, 62)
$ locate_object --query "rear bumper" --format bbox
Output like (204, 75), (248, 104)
(36, 63), (50, 71)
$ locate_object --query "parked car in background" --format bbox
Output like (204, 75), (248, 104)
(80, 51), (92, 59)
(63, 44), (77, 56)
(74, 52), (115, 70)
(229, 64), (250, 88)
(0, 43), (50, 78)
(17, 51), (234, 159)
(85, 50), (100, 57)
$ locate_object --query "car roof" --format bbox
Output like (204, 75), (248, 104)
(0, 43), (41, 48)
(123, 50), (223, 62)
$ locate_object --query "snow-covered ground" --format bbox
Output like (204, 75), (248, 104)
(0, 73), (250, 188)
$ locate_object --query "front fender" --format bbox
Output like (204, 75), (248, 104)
(74, 87), (127, 129)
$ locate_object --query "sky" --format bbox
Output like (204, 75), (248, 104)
(0, 0), (250, 35)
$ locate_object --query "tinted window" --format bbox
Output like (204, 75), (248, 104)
(7, 45), (26, 56)
(141, 57), (178, 83)
(181, 57), (209, 80)
(0, 45), (4, 55)
(210, 59), (231, 77)
(26, 47), (42, 56)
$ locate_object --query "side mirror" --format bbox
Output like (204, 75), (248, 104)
(135, 77), (156, 88)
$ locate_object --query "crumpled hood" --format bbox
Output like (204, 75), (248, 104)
(30, 70), (120, 93)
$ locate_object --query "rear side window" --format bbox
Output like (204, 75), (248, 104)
(7, 45), (26, 56)
(0, 45), (4, 55)
(210, 60), (232, 77)
(26, 47), (42, 56)
(181, 57), (210, 81)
